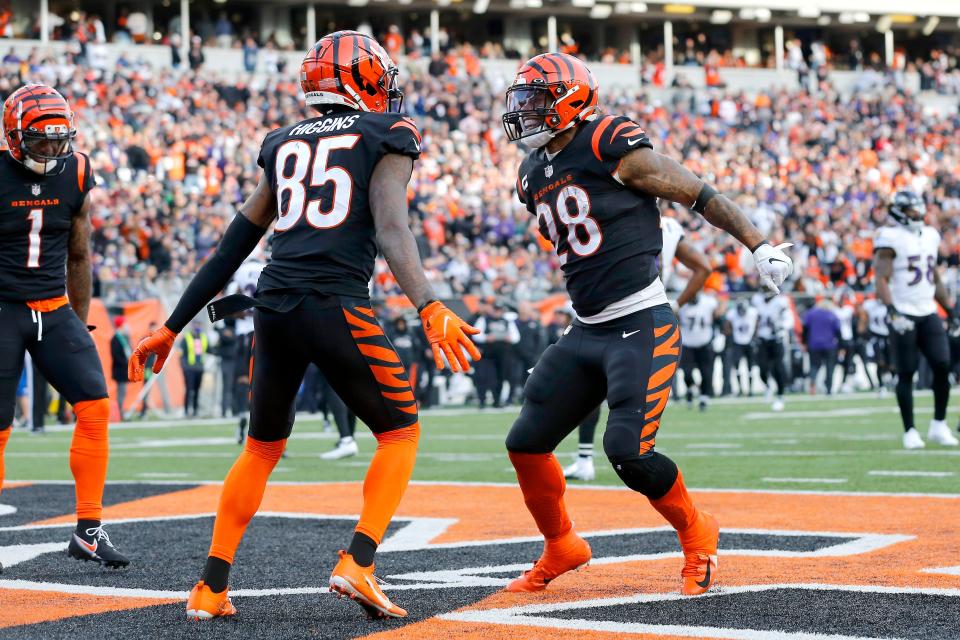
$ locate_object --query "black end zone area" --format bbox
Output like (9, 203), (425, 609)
(543, 587), (960, 639)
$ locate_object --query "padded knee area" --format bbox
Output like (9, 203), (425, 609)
(607, 452), (678, 499)
(505, 410), (553, 454)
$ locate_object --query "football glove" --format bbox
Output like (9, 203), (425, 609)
(128, 326), (177, 381)
(887, 306), (915, 335)
(419, 301), (481, 373)
(947, 310), (960, 338)
(753, 242), (794, 295)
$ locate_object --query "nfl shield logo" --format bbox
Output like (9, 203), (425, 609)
(545, 165), (553, 178)
(31, 184), (41, 196)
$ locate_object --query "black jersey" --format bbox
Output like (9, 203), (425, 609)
(516, 115), (661, 318)
(256, 110), (421, 298)
(0, 152), (94, 301)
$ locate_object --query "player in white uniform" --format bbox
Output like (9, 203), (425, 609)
(679, 292), (725, 410)
(752, 291), (793, 411)
(225, 258), (265, 443)
(859, 296), (891, 394)
(873, 189), (958, 448)
(564, 215), (711, 480)
(723, 300), (759, 396)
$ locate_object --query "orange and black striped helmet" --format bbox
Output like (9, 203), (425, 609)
(300, 30), (403, 113)
(2, 84), (76, 169)
(503, 52), (598, 147)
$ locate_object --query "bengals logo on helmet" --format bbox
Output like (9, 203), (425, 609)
(2, 84), (77, 173)
(502, 52), (599, 148)
(300, 30), (403, 114)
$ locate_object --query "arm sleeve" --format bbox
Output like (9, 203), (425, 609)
(591, 115), (654, 175)
(164, 214), (267, 333)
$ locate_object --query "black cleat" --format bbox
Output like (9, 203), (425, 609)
(67, 525), (130, 568)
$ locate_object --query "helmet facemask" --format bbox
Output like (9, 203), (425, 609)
(383, 66), (404, 113)
(503, 84), (559, 149)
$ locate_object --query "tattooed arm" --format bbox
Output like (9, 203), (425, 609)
(617, 147), (766, 250)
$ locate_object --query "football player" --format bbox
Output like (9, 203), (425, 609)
(678, 291), (726, 411)
(564, 215), (711, 481)
(502, 53), (792, 596)
(128, 32), (480, 620)
(723, 300), (759, 396)
(753, 290), (793, 411)
(859, 294), (891, 394)
(0, 85), (129, 568)
(873, 189), (958, 449)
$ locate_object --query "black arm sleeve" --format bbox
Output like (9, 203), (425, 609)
(165, 214), (267, 333)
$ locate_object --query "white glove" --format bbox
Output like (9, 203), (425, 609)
(753, 242), (794, 295)
(887, 306), (915, 334)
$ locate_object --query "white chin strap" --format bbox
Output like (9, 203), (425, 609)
(523, 129), (555, 149)
(23, 156), (58, 174)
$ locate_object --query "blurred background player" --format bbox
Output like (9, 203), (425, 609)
(873, 189), (958, 449)
(860, 295), (892, 396)
(564, 216), (710, 481)
(502, 52), (792, 597)
(129, 31), (480, 620)
(225, 256), (263, 443)
(0, 84), (128, 568)
(722, 300), (759, 397)
(753, 290), (793, 411)
(679, 291), (725, 411)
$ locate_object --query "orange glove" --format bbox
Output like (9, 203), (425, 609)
(128, 326), (177, 382)
(419, 301), (481, 373)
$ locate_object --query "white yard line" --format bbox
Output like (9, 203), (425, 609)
(868, 470), (955, 478)
(761, 477), (849, 484)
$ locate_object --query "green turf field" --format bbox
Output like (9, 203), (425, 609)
(5, 393), (960, 493)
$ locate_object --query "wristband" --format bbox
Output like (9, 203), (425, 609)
(417, 299), (438, 314)
(750, 240), (769, 253)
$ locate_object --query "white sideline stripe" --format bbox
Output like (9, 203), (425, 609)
(762, 477), (849, 484)
(685, 443), (742, 449)
(439, 583), (960, 639)
(921, 565), (960, 576)
(868, 470), (955, 477)
(4, 479), (960, 499)
(0, 504), (16, 516)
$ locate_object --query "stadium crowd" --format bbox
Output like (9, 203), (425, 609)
(3, 37), (960, 424)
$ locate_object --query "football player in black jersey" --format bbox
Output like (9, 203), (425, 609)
(128, 31), (480, 620)
(501, 53), (793, 596)
(0, 85), (129, 570)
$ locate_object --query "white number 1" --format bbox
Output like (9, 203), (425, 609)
(27, 208), (43, 268)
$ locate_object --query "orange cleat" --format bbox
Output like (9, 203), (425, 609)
(329, 550), (407, 618)
(185, 580), (236, 620)
(679, 511), (720, 596)
(505, 530), (592, 592)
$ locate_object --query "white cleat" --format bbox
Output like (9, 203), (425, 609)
(927, 420), (959, 447)
(563, 457), (596, 481)
(771, 398), (785, 412)
(321, 438), (359, 460)
(902, 428), (925, 450)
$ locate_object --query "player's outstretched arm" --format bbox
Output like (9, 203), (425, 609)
(617, 147), (793, 293)
(128, 175), (275, 381)
(674, 238), (711, 307)
(67, 194), (94, 323)
(370, 154), (480, 372)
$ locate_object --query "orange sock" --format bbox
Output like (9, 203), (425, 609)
(649, 469), (701, 536)
(508, 452), (572, 540)
(0, 426), (11, 497)
(208, 436), (285, 563)
(70, 399), (110, 521)
(355, 422), (419, 544)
